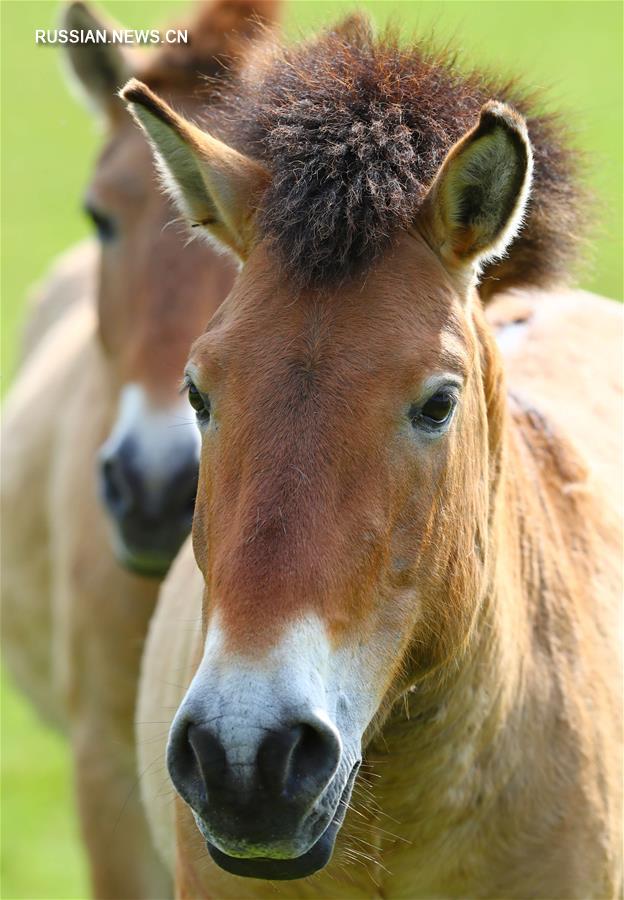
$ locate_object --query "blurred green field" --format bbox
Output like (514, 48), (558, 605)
(1, 1), (621, 897)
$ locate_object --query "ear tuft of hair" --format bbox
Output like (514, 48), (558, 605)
(120, 78), (169, 120)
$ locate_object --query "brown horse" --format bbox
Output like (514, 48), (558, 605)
(1, 1), (280, 897)
(124, 18), (622, 899)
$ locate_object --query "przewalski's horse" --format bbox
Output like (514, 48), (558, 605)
(124, 18), (622, 898)
(65, 0), (282, 576)
(1, 1), (281, 897)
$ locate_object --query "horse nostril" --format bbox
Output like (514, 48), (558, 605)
(158, 460), (198, 522)
(257, 721), (341, 802)
(100, 455), (128, 515)
(294, 723), (341, 789)
(186, 723), (228, 793)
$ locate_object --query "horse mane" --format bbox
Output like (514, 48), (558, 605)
(139, 0), (282, 91)
(211, 17), (586, 299)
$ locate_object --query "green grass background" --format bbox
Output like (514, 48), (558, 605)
(1, 1), (621, 897)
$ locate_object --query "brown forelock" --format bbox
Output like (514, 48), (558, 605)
(190, 232), (492, 665)
(210, 21), (586, 297)
(90, 103), (237, 401)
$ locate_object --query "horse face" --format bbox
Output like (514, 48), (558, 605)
(86, 120), (235, 575)
(62, 3), (236, 577)
(124, 83), (531, 875)
(165, 234), (490, 877)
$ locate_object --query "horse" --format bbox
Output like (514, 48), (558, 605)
(124, 16), (622, 898)
(0, 1), (281, 896)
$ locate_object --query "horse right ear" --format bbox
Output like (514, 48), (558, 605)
(61, 2), (136, 119)
(121, 79), (269, 260)
(421, 101), (533, 279)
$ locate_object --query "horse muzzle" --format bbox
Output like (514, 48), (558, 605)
(167, 706), (361, 879)
(166, 613), (377, 878)
(202, 762), (360, 880)
(98, 436), (197, 577)
(97, 383), (200, 577)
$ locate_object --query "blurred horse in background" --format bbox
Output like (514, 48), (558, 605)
(126, 16), (622, 897)
(1, 1), (280, 896)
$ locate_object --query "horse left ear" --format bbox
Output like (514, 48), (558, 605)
(422, 101), (533, 274)
(61, 2), (136, 119)
(121, 79), (269, 260)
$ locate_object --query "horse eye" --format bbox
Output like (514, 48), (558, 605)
(421, 392), (453, 424)
(410, 390), (456, 431)
(187, 382), (210, 422)
(84, 203), (116, 242)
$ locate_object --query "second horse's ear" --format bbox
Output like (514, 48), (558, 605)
(121, 79), (269, 261)
(61, 1), (136, 120)
(420, 101), (533, 278)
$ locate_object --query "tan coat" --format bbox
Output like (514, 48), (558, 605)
(1, 243), (171, 899)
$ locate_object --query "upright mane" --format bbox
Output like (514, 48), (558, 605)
(212, 17), (586, 298)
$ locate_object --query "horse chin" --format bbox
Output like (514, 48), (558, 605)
(123, 556), (171, 579)
(114, 543), (173, 579)
(206, 826), (338, 881)
(103, 509), (188, 579)
(203, 763), (359, 881)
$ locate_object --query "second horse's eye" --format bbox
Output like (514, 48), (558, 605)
(187, 382), (210, 422)
(84, 202), (116, 242)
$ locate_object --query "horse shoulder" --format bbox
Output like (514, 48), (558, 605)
(40, 296), (171, 899)
(1, 297), (96, 727)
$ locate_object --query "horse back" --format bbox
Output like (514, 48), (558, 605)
(489, 287), (623, 510)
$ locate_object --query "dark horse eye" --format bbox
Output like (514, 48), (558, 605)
(422, 392), (453, 424)
(411, 390), (456, 430)
(187, 382), (210, 421)
(84, 203), (116, 242)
